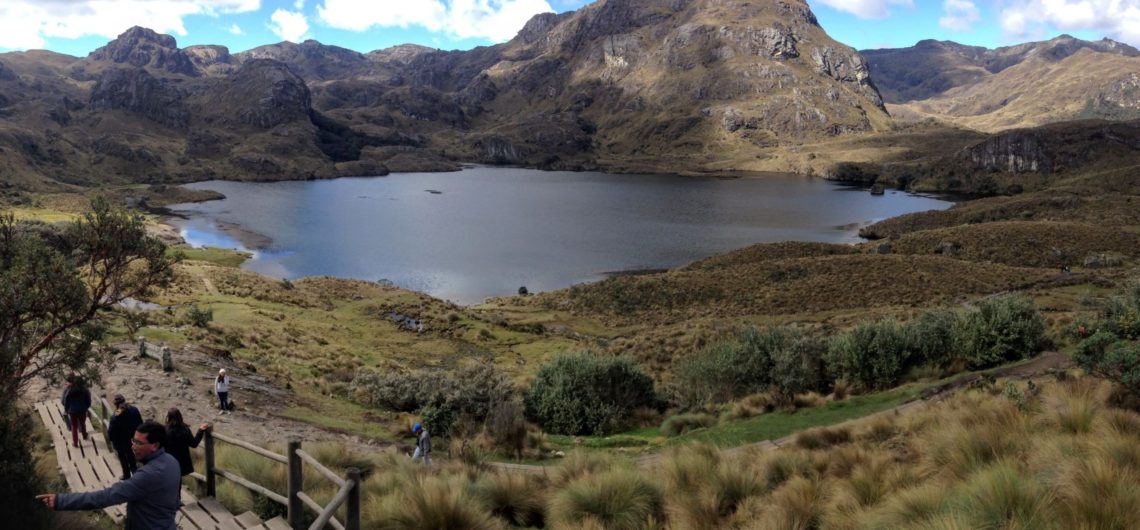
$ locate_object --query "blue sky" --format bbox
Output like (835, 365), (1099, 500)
(0, 0), (1135, 58)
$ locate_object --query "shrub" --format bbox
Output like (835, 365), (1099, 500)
(826, 318), (911, 390)
(905, 309), (964, 369)
(353, 363), (516, 431)
(660, 413), (717, 437)
(524, 351), (658, 435)
(672, 326), (822, 407)
(1074, 331), (1140, 395)
(960, 293), (1046, 368)
(0, 406), (42, 530)
(187, 305), (213, 328)
(769, 332), (830, 404)
(485, 401), (528, 459)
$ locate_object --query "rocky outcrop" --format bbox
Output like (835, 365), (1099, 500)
(184, 45), (237, 75)
(236, 40), (368, 81)
(89, 67), (188, 128)
(222, 59), (312, 129)
(963, 131), (1050, 173)
(88, 26), (197, 76)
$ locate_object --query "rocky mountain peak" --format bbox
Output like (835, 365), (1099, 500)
(222, 58), (312, 128)
(88, 26), (197, 76)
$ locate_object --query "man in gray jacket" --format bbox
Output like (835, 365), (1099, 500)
(38, 420), (182, 530)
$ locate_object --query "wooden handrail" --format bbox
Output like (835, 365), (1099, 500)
(213, 432), (288, 464)
(308, 477), (355, 530)
(214, 468), (288, 506)
(200, 429), (361, 530)
(296, 449), (346, 487)
(298, 492), (344, 530)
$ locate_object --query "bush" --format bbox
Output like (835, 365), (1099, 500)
(672, 326), (812, 407)
(769, 332), (830, 404)
(826, 318), (911, 390)
(960, 293), (1046, 368)
(524, 351), (658, 435)
(1074, 331), (1140, 394)
(905, 309), (964, 369)
(660, 413), (717, 437)
(0, 406), (42, 530)
(352, 363), (516, 430)
(187, 305), (213, 328)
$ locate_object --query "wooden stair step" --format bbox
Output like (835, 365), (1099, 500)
(234, 511), (264, 529)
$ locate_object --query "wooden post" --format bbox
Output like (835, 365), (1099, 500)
(288, 438), (303, 530)
(100, 398), (110, 449)
(346, 467), (361, 530)
(204, 426), (216, 497)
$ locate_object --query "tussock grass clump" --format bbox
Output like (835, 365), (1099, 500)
(950, 460), (1053, 530)
(476, 472), (546, 528)
(659, 445), (762, 529)
(551, 451), (624, 487)
(369, 475), (502, 530)
(660, 412), (717, 437)
(548, 469), (664, 530)
(1055, 456), (1140, 529)
(794, 425), (853, 450)
(867, 482), (949, 528)
(756, 476), (830, 530)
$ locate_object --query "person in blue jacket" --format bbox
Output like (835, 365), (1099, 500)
(38, 420), (182, 530)
(109, 394), (144, 480)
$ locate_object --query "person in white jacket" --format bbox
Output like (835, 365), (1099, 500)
(214, 369), (231, 411)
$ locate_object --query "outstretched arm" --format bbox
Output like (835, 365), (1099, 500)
(52, 472), (149, 510)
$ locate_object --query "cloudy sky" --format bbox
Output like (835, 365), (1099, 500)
(0, 0), (1135, 57)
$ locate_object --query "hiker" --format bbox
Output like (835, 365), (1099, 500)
(215, 369), (231, 412)
(37, 420), (182, 530)
(62, 375), (92, 448)
(411, 422), (432, 465)
(164, 408), (208, 477)
(108, 395), (144, 480)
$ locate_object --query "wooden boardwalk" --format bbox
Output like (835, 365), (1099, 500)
(35, 400), (290, 530)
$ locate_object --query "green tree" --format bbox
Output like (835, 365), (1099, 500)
(0, 199), (173, 396)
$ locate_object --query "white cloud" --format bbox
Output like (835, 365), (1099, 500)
(1000, 1), (1140, 46)
(268, 9), (310, 42)
(811, 0), (913, 19)
(316, 0), (553, 42)
(0, 0), (259, 50)
(228, 23), (243, 35)
(940, 0), (980, 32)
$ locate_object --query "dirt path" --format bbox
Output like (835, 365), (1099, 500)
(22, 342), (382, 450)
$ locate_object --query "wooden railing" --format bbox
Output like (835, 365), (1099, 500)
(192, 429), (361, 530)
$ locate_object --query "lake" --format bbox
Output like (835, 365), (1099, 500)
(167, 168), (951, 305)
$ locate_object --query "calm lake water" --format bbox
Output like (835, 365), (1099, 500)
(168, 168), (951, 305)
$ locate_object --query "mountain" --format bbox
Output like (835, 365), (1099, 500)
(0, 0), (888, 190)
(863, 35), (1140, 131)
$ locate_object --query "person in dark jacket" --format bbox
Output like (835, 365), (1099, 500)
(61, 375), (92, 448)
(108, 394), (144, 480)
(164, 408), (208, 477)
(38, 420), (182, 530)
